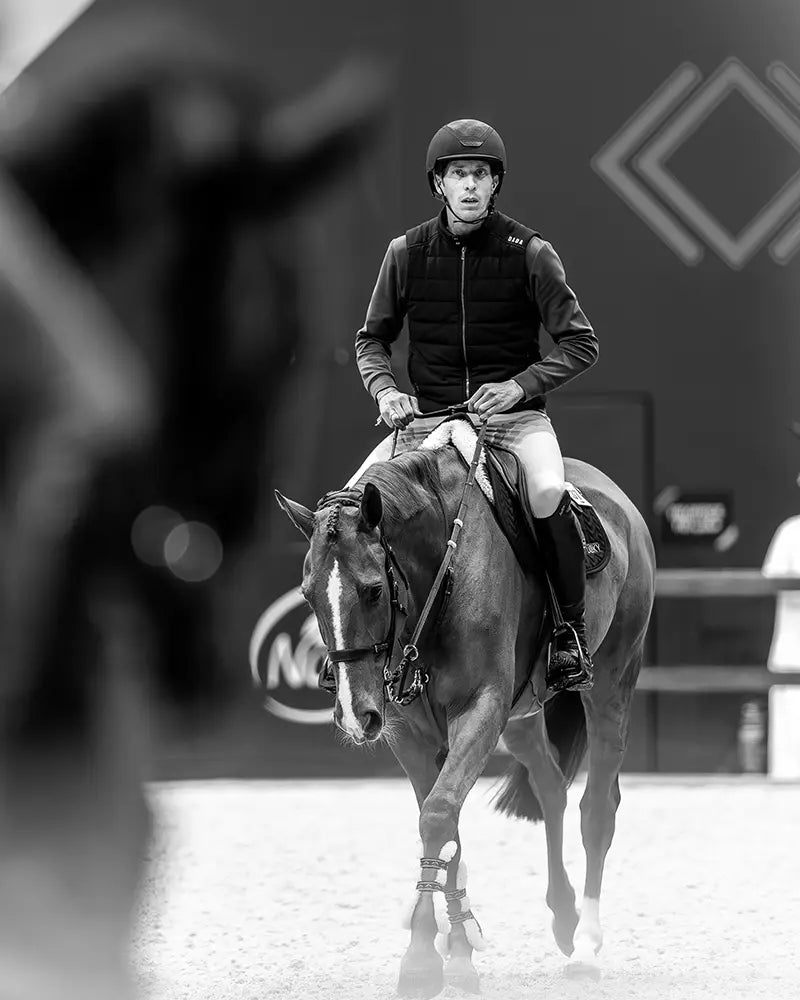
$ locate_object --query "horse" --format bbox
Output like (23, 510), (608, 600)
(0, 13), (387, 998)
(276, 424), (655, 997)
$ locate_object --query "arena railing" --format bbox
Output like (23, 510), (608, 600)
(641, 570), (800, 691)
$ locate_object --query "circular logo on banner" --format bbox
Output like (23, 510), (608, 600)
(249, 588), (333, 724)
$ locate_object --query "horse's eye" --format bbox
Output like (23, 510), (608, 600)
(366, 584), (383, 605)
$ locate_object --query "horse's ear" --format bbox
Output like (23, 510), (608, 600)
(359, 482), (383, 532)
(275, 490), (315, 540)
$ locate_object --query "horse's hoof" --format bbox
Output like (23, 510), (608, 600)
(397, 958), (444, 999)
(564, 940), (601, 981)
(445, 956), (481, 994)
(396, 970), (444, 998)
(564, 960), (602, 982)
(444, 971), (481, 994)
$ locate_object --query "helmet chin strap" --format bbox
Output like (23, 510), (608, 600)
(436, 179), (496, 227)
(444, 196), (490, 225)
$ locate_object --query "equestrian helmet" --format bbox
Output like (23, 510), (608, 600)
(426, 119), (506, 195)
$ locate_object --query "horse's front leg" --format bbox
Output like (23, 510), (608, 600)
(388, 720), (446, 997)
(439, 835), (486, 995)
(399, 686), (506, 998)
(393, 777), (484, 996)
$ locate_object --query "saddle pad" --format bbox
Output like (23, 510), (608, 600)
(419, 416), (610, 577)
(565, 484), (611, 576)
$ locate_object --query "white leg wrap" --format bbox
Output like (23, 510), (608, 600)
(439, 841), (458, 864)
(432, 841), (457, 933)
(572, 895), (602, 956)
(401, 840), (457, 933)
(432, 890), (449, 934)
(447, 860), (487, 951)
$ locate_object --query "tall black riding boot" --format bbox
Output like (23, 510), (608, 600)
(534, 490), (594, 692)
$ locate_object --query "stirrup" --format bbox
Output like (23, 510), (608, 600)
(547, 622), (594, 693)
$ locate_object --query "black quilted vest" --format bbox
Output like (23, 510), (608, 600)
(405, 209), (544, 412)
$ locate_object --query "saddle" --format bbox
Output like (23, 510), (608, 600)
(419, 415), (611, 578)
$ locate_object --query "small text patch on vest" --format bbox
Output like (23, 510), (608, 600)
(507, 235), (525, 246)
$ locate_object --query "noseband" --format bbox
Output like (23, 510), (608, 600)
(315, 490), (425, 705)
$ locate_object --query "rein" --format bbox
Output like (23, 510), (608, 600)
(388, 402), (470, 459)
(383, 419), (488, 705)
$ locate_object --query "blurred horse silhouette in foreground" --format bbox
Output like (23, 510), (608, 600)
(0, 13), (386, 998)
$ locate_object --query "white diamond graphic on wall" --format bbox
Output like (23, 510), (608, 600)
(593, 58), (800, 269)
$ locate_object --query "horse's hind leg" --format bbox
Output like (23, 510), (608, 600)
(569, 644), (642, 975)
(502, 710), (580, 956)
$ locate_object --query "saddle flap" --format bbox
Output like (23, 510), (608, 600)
(485, 448), (538, 574)
(485, 447), (610, 577)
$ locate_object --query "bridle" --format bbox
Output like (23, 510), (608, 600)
(315, 490), (426, 706)
(314, 417), (488, 708)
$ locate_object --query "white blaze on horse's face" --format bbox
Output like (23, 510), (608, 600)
(326, 559), (345, 648)
(326, 559), (364, 740)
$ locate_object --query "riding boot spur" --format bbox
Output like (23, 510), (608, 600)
(533, 490), (594, 692)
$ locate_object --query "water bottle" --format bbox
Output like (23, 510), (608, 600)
(737, 700), (767, 773)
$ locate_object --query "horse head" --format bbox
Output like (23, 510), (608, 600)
(276, 483), (402, 743)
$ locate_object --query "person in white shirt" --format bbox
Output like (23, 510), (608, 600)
(762, 493), (800, 779)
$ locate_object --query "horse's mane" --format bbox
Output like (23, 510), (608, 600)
(356, 448), (451, 527)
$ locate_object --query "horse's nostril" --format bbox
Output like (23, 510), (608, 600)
(363, 710), (382, 738)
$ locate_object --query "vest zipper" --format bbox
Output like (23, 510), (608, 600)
(460, 245), (470, 399)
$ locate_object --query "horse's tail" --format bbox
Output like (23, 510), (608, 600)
(492, 692), (587, 823)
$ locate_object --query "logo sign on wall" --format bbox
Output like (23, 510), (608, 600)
(658, 489), (736, 548)
(593, 58), (800, 269)
(249, 588), (333, 725)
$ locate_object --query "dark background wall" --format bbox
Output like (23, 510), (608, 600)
(62, 0), (799, 563)
(107, 0), (800, 568)
(41, 0), (800, 774)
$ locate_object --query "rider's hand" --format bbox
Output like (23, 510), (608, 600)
(467, 379), (524, 420)
(377, 387), (422, 428)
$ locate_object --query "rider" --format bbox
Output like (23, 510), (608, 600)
(353, 119), (599, 692)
